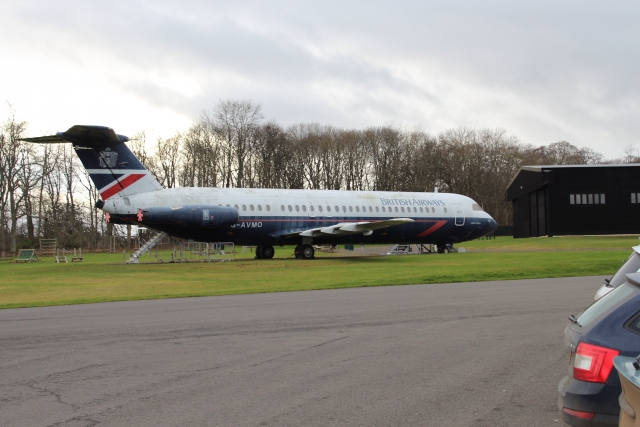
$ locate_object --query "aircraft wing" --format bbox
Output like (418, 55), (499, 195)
(271, 218), (414, 239)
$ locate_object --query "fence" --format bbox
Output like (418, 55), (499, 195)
(140, 240), (235, 263)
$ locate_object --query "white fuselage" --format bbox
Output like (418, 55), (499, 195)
(104, 187), (491, 222)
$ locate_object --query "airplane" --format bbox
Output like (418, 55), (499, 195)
(22, 125), (498, 259)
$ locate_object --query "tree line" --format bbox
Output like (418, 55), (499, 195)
(0, 100), (609, 253)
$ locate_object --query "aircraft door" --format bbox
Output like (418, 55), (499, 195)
(453, 203), (465, 226)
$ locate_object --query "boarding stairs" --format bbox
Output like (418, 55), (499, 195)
(388, 244), (414, 254)
(127, 232), (168, 264)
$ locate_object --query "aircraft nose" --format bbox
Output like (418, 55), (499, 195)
(487, 217), (498, 234)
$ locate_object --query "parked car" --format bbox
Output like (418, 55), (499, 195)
(595, 246), (640, 300)
(558, 272), (640, 427)
(613, 354), (640, 427)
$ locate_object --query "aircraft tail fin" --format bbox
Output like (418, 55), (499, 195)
(22, 125), (163, 200)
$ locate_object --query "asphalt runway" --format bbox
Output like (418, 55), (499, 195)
(0, 277), (601, 427)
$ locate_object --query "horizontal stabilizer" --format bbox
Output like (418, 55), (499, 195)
(20, 135), (67, 143)
(21, 125), (128, 148)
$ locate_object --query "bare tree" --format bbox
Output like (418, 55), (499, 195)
(339, 130), (370, 191)
(365, 126), (407, 191)
(0, 112), (28, 252)
(203, 100), (264, 187)
(251, 122), (289, 188)
(155, 135), (181, 188)
(129, 130), (162, 182)
(180, 121), (221, 188)
(397, 129), (439, 193)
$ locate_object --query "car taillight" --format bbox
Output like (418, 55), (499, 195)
(573, 342), (620, 383)
(562, 407), (595, 420)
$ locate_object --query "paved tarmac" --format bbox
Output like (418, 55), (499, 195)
(0, 277), (601, 426)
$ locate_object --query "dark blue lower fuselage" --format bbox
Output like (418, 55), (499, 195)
(113, 214), (497, 246)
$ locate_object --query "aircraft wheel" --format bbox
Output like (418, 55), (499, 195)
(262, 245), (275, 259)
(255, 245), (263, 259)
(294, 245), (303, 259)
(443, 248), (450, 254)
(300, 244), (315, 260)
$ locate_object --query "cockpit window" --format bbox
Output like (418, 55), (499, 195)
(472, 204), (484, 211)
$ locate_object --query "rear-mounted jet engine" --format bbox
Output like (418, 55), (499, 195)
(141, 205), (238, 228)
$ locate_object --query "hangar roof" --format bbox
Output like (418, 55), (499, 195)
(506, 163), (640, 201)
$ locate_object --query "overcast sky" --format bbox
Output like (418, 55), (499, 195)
(2, 0), (639, 159)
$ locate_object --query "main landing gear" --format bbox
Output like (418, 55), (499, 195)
(255, 245), (275, 259)
(294, 244), (315, 260)
(436, 243), (454, 254)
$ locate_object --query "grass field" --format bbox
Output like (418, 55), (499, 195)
(1, 236), (638, 309)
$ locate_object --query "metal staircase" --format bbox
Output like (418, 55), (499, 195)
(127, 232), (168, 264)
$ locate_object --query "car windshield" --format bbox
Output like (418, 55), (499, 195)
(576, 283), (636, 328)
(610, 251), (640, 287)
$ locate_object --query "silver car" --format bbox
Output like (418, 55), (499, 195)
(595, 245), (640, 300)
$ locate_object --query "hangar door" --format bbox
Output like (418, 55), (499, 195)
(513, 188), (547, 238)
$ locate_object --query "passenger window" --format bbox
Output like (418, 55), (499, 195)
(250, 205), (254, 211)
(318, 205), (323, 212)
(444, 208), (447, 213)
(432, 207), (435, 213)
(419, 207), (423, 213)
(395, 207), (399, 213)
(382, 207), (386, 212)
(288, 205), (292, 212)
(258, 205), (262, 211)
(401, 207), (405, 213)
(234, 205), (239, 210)
(335, 206), (339, 212)
(356, 206), (360, 212)
(281, 205), (285, 211)
(327, 206), (331, 212)
(242, 205), (247, 211)
(369, 206), (373, 212)
(295, 205), (300, 212)
(342, 206), (346, 212)
(310, 205), (315, 212)
(349, 206), (353, 212)
(266, 205), (270, 212)
(302, 205), (307, 212)
(375, 206), (379, 212)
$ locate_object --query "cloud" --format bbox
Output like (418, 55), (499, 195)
(2, 0), (640, 158)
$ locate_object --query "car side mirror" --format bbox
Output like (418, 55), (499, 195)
(604, 278), (611, 287)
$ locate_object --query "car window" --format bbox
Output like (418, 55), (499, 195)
(610, 252), (640, 287)
(576, 283), (636, 328)
(625, 311), (640, 335)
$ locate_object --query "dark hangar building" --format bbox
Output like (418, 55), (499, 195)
(506, 164), (640, 238)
